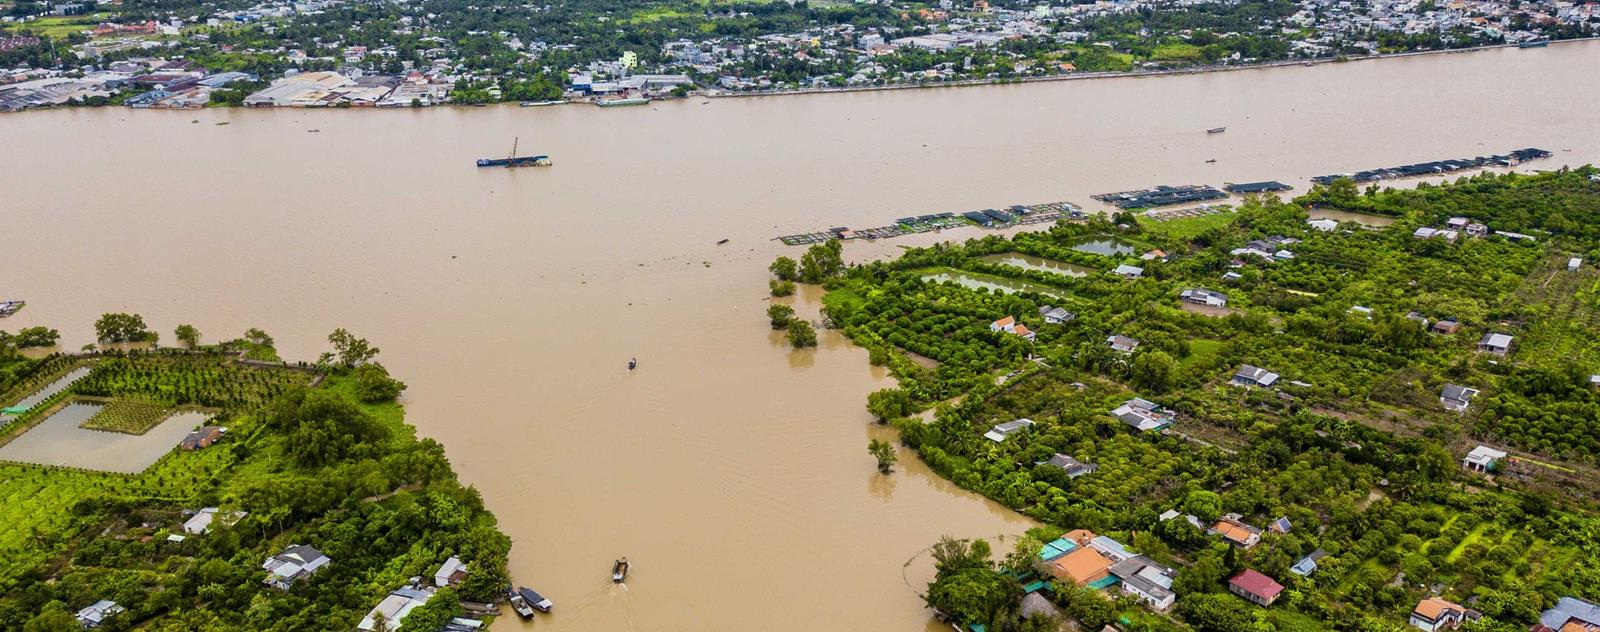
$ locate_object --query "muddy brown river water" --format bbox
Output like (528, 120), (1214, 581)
(4, 41), (1600, 630)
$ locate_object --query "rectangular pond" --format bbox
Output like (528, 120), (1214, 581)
(1069, 236), (1138, 256)
(978, 253), (1095, 278)
(0, 366), (93, 420)
(921, 270), (1074, 301)
(0, 403), (205, 473)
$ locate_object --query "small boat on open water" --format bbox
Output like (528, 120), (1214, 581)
(612, 557), (630, 583)
(1207, 127), (1226, 134)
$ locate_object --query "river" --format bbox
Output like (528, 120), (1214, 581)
(4, 40), (1600, 631)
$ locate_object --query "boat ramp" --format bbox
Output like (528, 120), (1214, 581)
(1310, 148), (1551, 185)
(776, 201), (1084, 247)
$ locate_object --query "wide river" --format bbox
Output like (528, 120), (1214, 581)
(5, 41), (1600, 631)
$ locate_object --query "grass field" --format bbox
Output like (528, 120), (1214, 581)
(2, 13), (110, 37)
(78, 398), (171, 435)
(1151, 43), (1204, 61)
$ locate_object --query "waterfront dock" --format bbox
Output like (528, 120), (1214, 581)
(1093, 184), (1228, 209)
(776, 202), (1084, 246)
(1310, 148), (1551, 185)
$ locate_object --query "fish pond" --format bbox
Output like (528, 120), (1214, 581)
(921, 269), (1075, 301)
(1069, 236), (1139, 256)
(0, 403), (205, 473)
(977, 253), (1095, 278)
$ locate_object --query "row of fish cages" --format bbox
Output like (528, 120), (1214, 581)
(1310, 148), (1552, 185)
(1094, 184), (1229, 209)
(775, 202), (1087, 246)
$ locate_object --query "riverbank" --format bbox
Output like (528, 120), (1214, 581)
(0, 339), (513, 630)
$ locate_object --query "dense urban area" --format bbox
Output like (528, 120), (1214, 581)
(766, 169), (1600, 632)
(0, 324), (513, 630)
(1, 0), (1597, 110)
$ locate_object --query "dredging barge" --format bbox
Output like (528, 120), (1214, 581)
(476, 137), (551, 168)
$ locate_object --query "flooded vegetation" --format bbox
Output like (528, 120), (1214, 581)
(977, 253), (1095, 278)
(1307, 208), (1398, 227)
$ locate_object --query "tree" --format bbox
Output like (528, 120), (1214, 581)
(398, 587), (464, 631)
(787, 319), (817, 348)
(767, 304), (796, 329)
(769, 279), (795, 297)
(245, 328), (275, 348)
(323, 328), (380, 368)
(1131, 350), (1176, 393)
(269, 387), (390, 468)
(174, 324), (201, 349)
(22, 602), (78, 632)
(769, 256), (798, 281)
(1183, 490), (1224, 522)
(868, 438), (897, 473)
(867, 388), (912, 422)
(355, 362), (408, 402)
(94, 312), (155, 343)
(798, 240), (844, 283)
(12, 326), (59, 348)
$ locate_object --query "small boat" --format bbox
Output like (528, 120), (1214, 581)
(307, 129), (320, 133)
(716, 238), (730, 245)
(628, 358), (637, 371)
(1518, 39), (1549, 48)
(516, 587), (553, 613)
(0, 300), (24, 318)
(520, 99), (568, 107)
(612, 557), (630, 583)
(1206, 127), (1226, 134)
(1205, 158), (1217, 163)
(701, 101), (710, 105)
(507, 590), (535, 619)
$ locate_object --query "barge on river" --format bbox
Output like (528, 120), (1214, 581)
(476, 138), (551, 168)
(0, 300), (23, 318)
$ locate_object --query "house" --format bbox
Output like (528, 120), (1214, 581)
(1180, 288), (1228, 307)
(74, 600), (124, 628)
(1228, 569), (1283, 606)
(1462, 445), (1507, 473)
(1349, 305), (1373, 318)
(180, 425), (227, 450)
(358, 584), (436, 631)
(1041, 453), (1097, 478)
(1109, 556), (1177, 611)
(1445, 217), (1470, 230)
(182, 507), (246, 535)
(1019, 591), (1062, 620)
(1210, 514), (1262, 549)
(1140, 249), (1168, 262)
(1106, 335), (1139, 354)
(1111, 398), (1174, 432)
(1439, 384), (1480, 412)
(1405, 312), (1430, 327)
(1049, 546), (1115, 588)
(1222, 271), (1243, 282)
(434, 556), (468, 588)
(263, 544), (331, 589)
(1478, 333), (1513, 355)
(1540, 597), (1600, 631)
(1231, 365), (1280, 388)
(1569, 257), (1583, 272)
(1290, 549), (1327, 577)
(984, 418), (1035, 443)
(991, 316), (1035, 341)
(1112, 264), (1144, 279)
(1159, 509), (1204, 530)
(1038, 305), (1075, 325)
(1431, 320), (1461, 335)
(1307, 218), (1339, 232)
(1268, 517), (1292, 534)
(1410, 597), (1477, 631)
(1088, 536), (1135, 563)
(1038, 536), (1080, 562)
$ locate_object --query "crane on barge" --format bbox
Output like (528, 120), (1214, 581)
(476, 137), (551, 168)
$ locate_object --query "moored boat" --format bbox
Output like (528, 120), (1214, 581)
(612, 557), (630, 583)
(507, 590), (534, 619)
(596, 97), (649, 107)
(519, 99), (568, 107)
(1518, 39), (1549, 48)
(476, 137), (551, 168)
(1207, 127), (1226, 134)
(0, 300), (24, 318)
(517, 587), (553, 613)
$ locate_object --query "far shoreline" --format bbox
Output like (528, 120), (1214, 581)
(3, 37), (1595, 116)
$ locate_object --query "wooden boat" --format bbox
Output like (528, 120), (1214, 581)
(1205, 158), (1217, 163)
(516, 587), (553, 613)
(612, 557), (630, 583)
(716, 238), (730, 245)
(1206, 127), (1226, 134)
(628, 358), (637, 371)
(507, 590), (535, 619)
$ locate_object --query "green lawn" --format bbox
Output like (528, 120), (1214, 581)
(3, 13), (111, 37)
